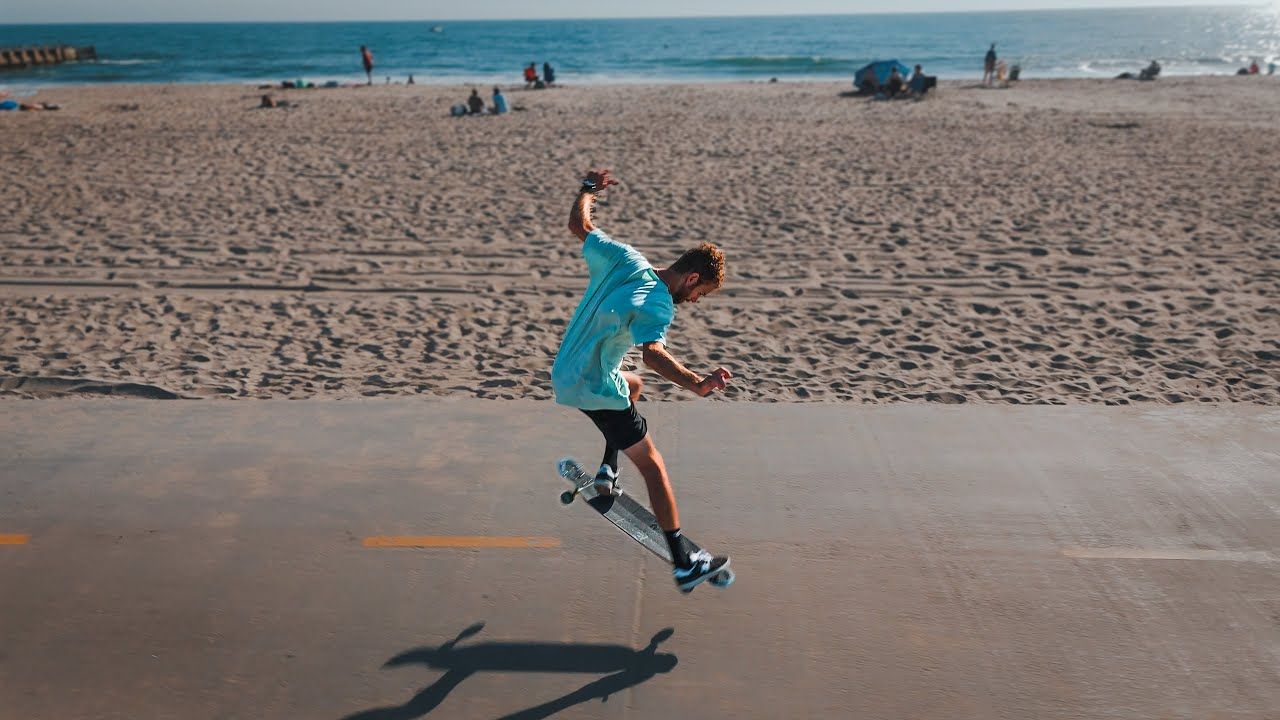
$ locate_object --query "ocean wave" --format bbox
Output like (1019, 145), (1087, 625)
(95, 59), (159, 66)
(1077, 60), (1141, 74)
(690, 55), (858, 69)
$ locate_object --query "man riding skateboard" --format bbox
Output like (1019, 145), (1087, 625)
(551, 168), (732, 592)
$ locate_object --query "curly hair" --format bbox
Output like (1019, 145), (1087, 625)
(669, 243), (725, 288)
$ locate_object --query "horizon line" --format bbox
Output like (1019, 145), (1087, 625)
(0, 3), (1262, 27)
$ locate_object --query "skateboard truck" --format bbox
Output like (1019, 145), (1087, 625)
(558, 458), (594, 505)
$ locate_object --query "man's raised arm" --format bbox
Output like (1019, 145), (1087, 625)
(567, 168), (618, 242)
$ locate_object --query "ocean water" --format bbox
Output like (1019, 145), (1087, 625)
(2, 7), (1279, 88)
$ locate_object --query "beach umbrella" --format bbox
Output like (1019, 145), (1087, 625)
(854, 60), (912, 88)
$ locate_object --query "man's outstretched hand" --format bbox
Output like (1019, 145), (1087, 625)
(583, 168), (619, 192)
(695, 368), (733, 397)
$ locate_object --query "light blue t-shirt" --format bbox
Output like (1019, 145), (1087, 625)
(493, 92), (508, 114)
(552, 229), (675, 410)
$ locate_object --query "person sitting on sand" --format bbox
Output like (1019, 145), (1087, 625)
(1249, 60), (1260, 75)
(543, 62), (556, 86)
(859, 71), (881, 96)
(468, 88), (485, 115)
(0, 93), (60, 111)
(908, 64), (930, 96)
(886, 67), (904, 98)
(524, 63), (538, 88)
(492, 86), (508, 114)
(1125, 60), (1162, 82)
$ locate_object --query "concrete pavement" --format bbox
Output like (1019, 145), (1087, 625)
(1, 400), (1278, 719)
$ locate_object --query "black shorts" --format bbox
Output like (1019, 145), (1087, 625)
(581, 404), (649, 451)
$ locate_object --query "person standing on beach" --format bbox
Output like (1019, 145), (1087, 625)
(361, 45), (374, 85)
(983, 43), (997, 87)
(553, 168), (733, 592)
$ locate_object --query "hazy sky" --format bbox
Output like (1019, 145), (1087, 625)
(3, 0), (1260, 24)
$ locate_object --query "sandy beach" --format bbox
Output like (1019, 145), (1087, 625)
(2, 77), (1277, 402)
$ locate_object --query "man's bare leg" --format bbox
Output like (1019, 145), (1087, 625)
(621, 435), (680, 532)
(622, 371), (642, 403)
(622, 432), (731, 588)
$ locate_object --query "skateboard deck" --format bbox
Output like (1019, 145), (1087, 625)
(557, 458), (734, 589)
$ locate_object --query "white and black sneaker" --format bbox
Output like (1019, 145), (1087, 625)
(593, 464), (620, 496)
(673, 550), (731, 593)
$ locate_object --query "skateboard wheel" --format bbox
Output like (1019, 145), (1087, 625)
(711, 569), (735, 588)
(559, 491), (576, 505)
(557, 458), (582, 481)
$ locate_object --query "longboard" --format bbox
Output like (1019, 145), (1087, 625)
(557, 458), (734, 590)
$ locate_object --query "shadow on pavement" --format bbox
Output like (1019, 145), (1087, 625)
(341, 623), (679, 720)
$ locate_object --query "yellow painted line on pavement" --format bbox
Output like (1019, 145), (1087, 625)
(0, 534), (30, 545)
(1062, 547), (1275, 563)
(363, 535), (561, 549)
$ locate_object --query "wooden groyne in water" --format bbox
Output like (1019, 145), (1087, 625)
(0, 45), (97, 70)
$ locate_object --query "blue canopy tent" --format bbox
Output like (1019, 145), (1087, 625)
(854, 60), (912, 90)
